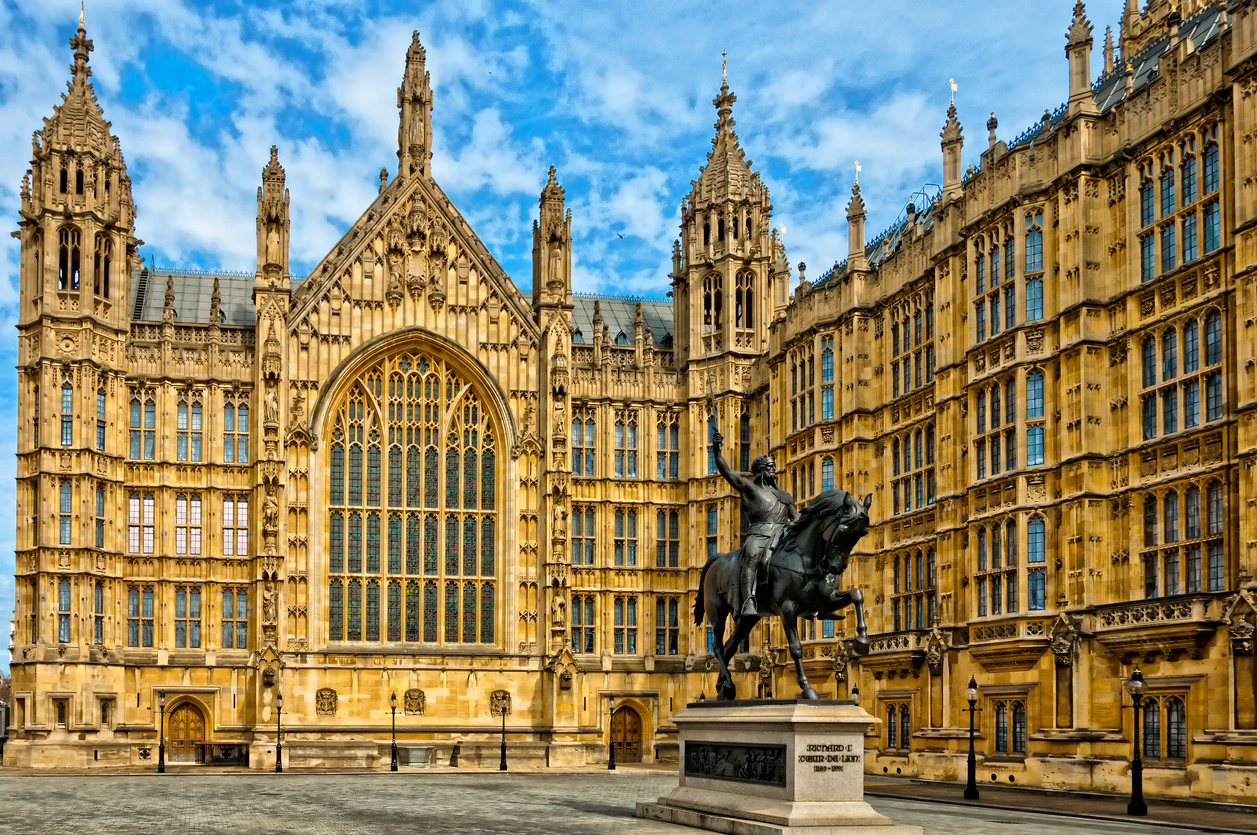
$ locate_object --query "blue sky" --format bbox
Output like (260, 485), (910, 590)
(0, 0), (1105, 671)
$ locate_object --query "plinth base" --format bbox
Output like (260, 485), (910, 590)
(637, 799), (921, 835)
(635, 699), (921, 835)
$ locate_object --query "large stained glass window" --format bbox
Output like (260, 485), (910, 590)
(327, 352), (498, 646)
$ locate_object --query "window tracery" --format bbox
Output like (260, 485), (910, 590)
(327, 352), (496, 646)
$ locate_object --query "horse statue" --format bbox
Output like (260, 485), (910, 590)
(694, 489), (873, 700)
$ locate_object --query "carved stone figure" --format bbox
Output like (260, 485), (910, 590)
(265, 227), (280, 265)
(264, 384), (280, 425)
(551, 594), (567, 631)
(263, 494), (279, 536)
(552, 504), (567, 540)
(316, 687), (338, 716)
(262, 582), (278, 624)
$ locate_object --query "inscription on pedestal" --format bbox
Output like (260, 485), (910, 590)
(797, 742), (862, 773)
(684, 741), (786, 786)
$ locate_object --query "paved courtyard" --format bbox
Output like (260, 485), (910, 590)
(0, 771), (1230, 835)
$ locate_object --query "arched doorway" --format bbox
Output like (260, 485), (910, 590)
(168, 702), (206, 764)
(611, 705), (642, 764)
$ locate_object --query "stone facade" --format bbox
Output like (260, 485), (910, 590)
(6, 1), (1257, 802)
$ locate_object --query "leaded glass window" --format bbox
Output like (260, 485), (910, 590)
(326, 353), (497, 645)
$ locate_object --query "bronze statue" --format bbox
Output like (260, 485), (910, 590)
(697, 433), (872, 700)
(711, 433), (797, 617)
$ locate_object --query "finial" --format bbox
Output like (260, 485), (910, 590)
(950, 78), (957, 104)
(80, 0), (84, 25)
(854, 160), (861, 185)
(779, 223), (786, 245)
(722, 50), (727, 82)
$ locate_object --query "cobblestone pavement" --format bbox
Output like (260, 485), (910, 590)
(0, 771), (1232, 835)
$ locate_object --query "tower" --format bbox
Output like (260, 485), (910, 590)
(396, 30), (434, 180)
(1066, 3), (1098, 116)
(672, 69), (774, 373)
(13, 10), (136, 702)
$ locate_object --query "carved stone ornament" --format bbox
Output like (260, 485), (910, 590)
(924, 627), (947, 674)
(1048, 612), (1081, 667)
(404, 688), (426, 715)
(490, 689), (511, 716)
(830, 639), (849, 682)
(1223, 591), (1257, 656)
(316, 687), (338, 716)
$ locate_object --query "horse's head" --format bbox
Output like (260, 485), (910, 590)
(785, 490), (872, 576)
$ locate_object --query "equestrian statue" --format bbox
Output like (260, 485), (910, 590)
(695, 432), (872, 700)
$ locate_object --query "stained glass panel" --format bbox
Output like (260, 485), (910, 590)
(463, 516), (477, 576)
(445, 516), (459, 575)
(480, 582), (494, 643)
(406, 513), (421, 574)
(348, 512), (363, 573)
(388, 446), (402, 506)
(367, 442), (381, 506)
(405, 581), (420, 641)
(446, 445), (459, 508)
(424, 580), (438, 641)
(464, 449), (477, 509)
(481, 446), (495, 510)
(347, 579), (362, 641)
(387, 513), (402, 574)
(463, 581), (477, 643)
(348, 445), (363, 505)
(330, 443), (344, 505)
(424, 513), (438, 575)
(407, 447), (421, 507)
(329, 511), (344, 573)
(366, 579), (380, 641)
(387, 580), (401, 641)
(424, 448), (438, 507)
(481, 517), (494, 576)
(366, 512), (381, 573)
(329, 580), (343, 640)
(444, 581), (459, 642)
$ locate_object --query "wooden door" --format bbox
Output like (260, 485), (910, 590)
(168, 702), (205, 764)
(611, 705), (642, 763)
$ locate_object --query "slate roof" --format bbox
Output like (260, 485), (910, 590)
(129, 268), (281, 326)
(571, 294), (674, 348)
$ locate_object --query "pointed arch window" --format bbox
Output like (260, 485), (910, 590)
(58, 227), (81, 291)
(93, 234), (111, 298)
(325, 353), (498, 646)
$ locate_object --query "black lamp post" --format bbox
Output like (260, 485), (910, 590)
(963, 676), (980, 800)
(850, 683), (860, 705)
(608, 696), (617, 771)
(490, 691), (510, 772)
(157, 690), (166, 774)
(1127, 667), (1148, 817)
(390, 691), (399, 772)
(275, 691), (283, 774)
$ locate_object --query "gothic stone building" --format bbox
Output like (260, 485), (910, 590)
(7, 1), (1257, 801)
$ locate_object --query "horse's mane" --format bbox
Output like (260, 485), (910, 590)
(777, 489), (852, 556)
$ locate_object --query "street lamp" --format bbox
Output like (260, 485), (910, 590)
(157, 690), (166, 774)
(390, 691), (399, 772)
(608, 695), (617, 771)
(275, 691), (283, 774)
(850, 683), (860, 704)
(1127, 667), (1147, 817)
(963, 676), (980, 801)
(490, 690), (511, 772)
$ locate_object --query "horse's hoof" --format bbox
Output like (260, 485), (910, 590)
(852, 636), (871, 657)
(801, 687), (820, 701)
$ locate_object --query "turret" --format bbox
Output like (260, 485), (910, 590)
(397, 31), (434, 180)
(940, 100), (963, 205)
(1066, 2), (1098, 115)
(256, 146), (290, 287)
(532, 166), (572, 309)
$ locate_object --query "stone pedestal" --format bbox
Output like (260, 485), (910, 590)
(637, 700), (921, 835)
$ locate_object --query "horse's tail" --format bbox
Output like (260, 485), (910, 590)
(694, 556), (716, 626)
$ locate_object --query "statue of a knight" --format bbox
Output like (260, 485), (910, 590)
(711, 431), (798, 616)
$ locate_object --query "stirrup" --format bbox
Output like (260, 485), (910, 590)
(740, 598), (758, 617)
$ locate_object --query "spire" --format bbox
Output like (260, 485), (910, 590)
(1067, 2), (1093, 46)
(68, 8), (93, 87)
(532, 166), (571, 306)
(397, 30), (434, 179)
(713, 78), (738, 148)
(1103, 26), (1115, 75)
(847, 177), (867, 273)
(987, 111), (998, 147)
(257, 145), (290, 280)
